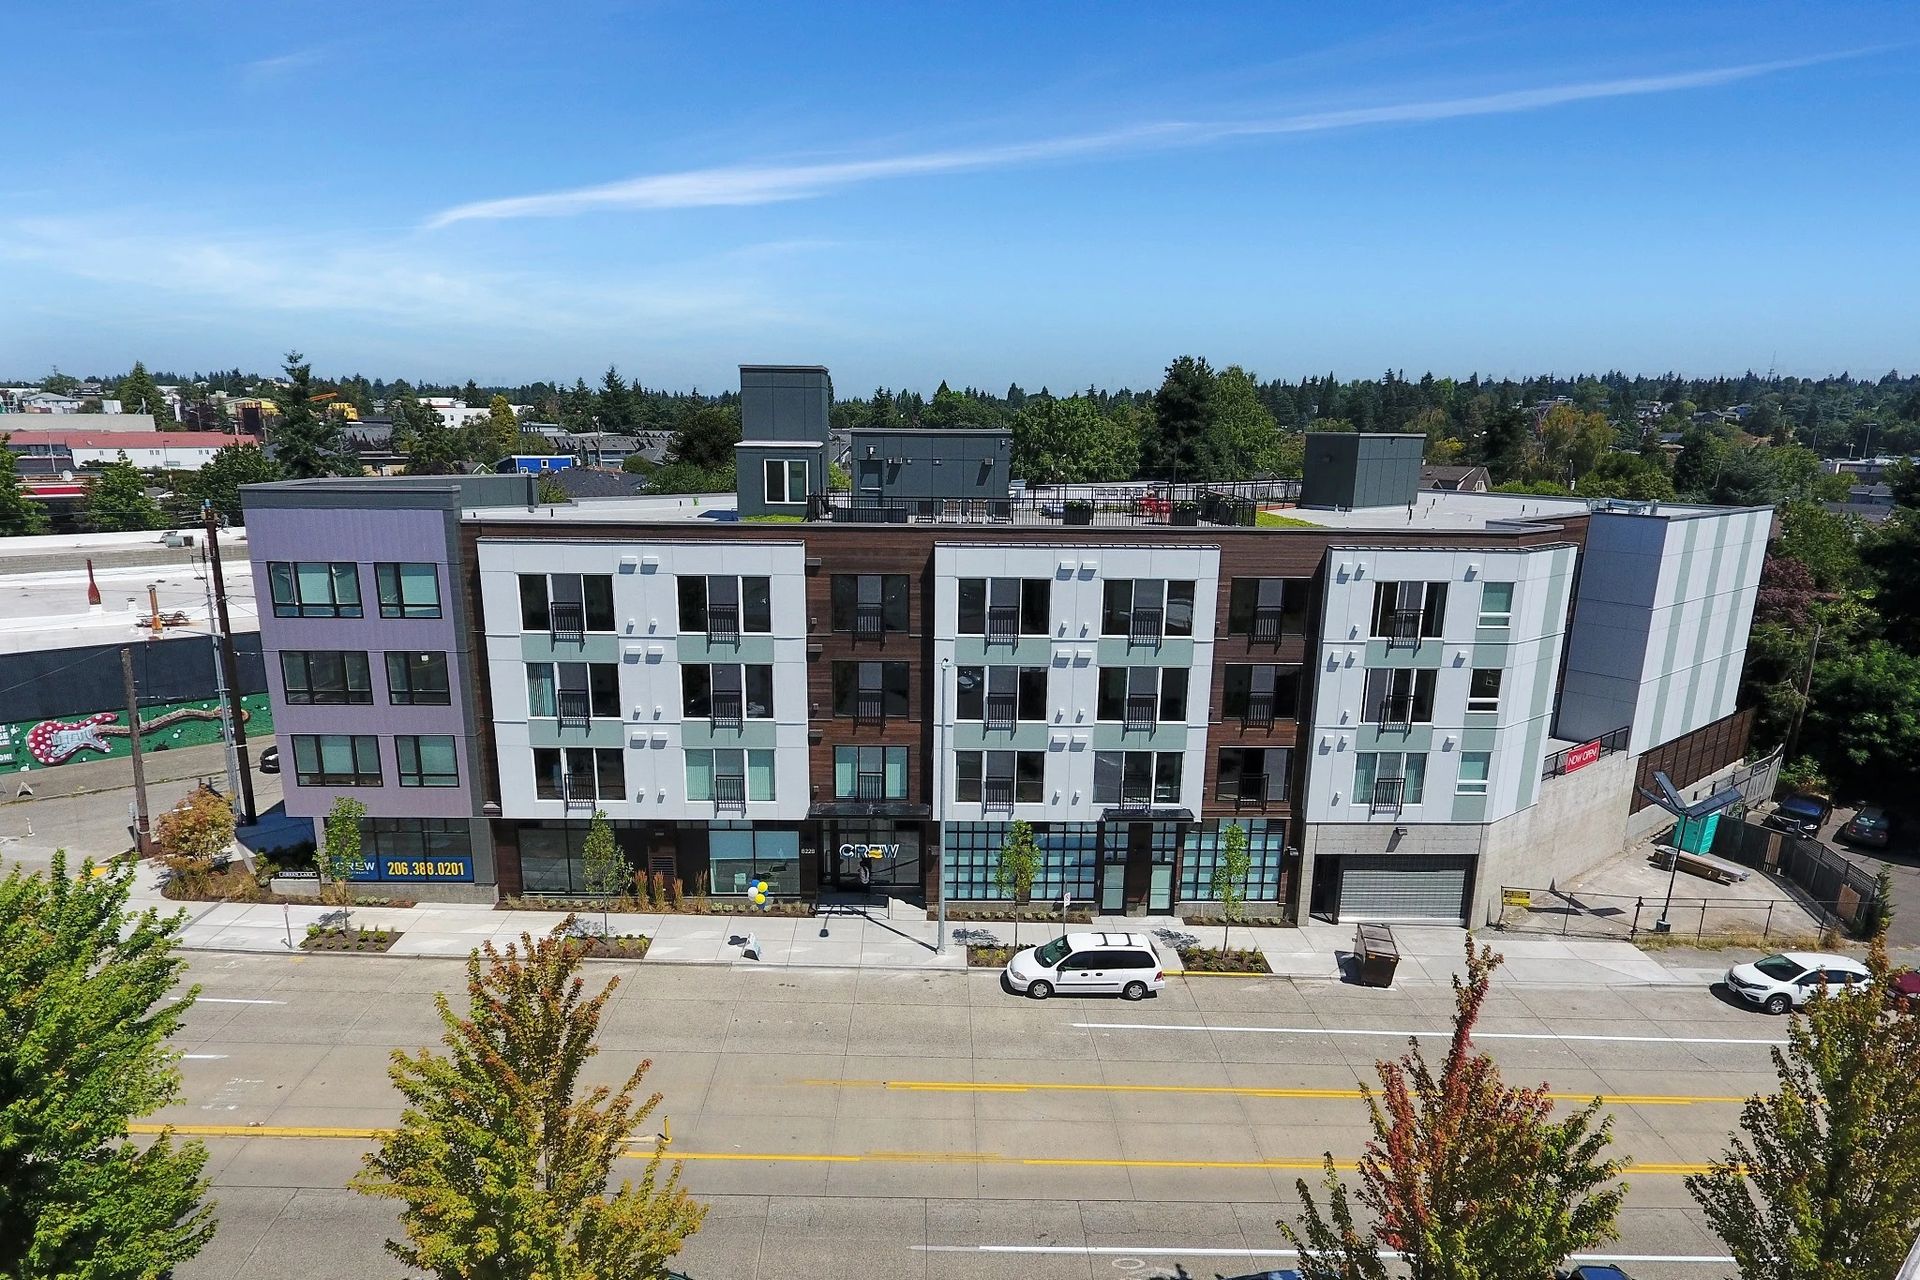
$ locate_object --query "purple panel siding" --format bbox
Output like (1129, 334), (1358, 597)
(249, 505), (475, 819)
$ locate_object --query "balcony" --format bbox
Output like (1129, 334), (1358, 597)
(1374, 697), (1413, 733)
(713, 774), (747, 813)
(1250, 606), (1283, 643)
(1385, 608), (1423, 649)
(1234, 773), (1271, 807)
(556, 689), (590, 729)
(982, 778), (1014, 812)
(854, 602), (886, 641)
(563, 775), (596, 810)
(985, 691), (1017, 731)
(985, 604), (1019, 646)
(1124, 693), (1158, 732)
(1242, 692), (1275, 728)
(549, 601), (584, 643)
(855, 689), (886, 724)
(854, 771), (886, 801)
(706, 604), (739, 645)
(710, 691), (743, 729)
(1128, 606), (1163, 647)
(1369, 776), (1406, 814)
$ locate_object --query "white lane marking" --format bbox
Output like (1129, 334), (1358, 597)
(195, 997), (286, 1005)
(1074, 1022), (1785, 1047)
(182, 1053), (228, 1060)
(915, 1246), (1736, 1263)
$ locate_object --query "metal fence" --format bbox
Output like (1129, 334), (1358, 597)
(1711, 819), (1885, 933)
(1541, 726), (1630, 780)
(807, 481), (1299, 528)
(1495, 886), (1830, 942)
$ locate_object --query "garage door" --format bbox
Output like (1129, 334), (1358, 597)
(1337, 855), (1474, 924)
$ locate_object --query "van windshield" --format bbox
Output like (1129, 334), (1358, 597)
(1034, 936), (1072, 968)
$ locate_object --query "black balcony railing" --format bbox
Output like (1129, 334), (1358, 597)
(714, 774), (747, 813)
(710, 691), (743, 729)
(556, 689), (590, 728)
(1541, 725), (1632, 779)
(1243, 693), (1275, 728)
(1124, 693), (1158, 732)
(805, 482), (1295, 527)
(549, 601), (584, 643)
(855, 689), (886, 723)
(563, 775), (596, 809)
(1374, 697), (1413, 733)
(706, 604), (739, 644)
(854, 771), (886, 800)
(1370, 776), (1406, 814)
(982, 778), (1014, 812)
(985, 691), (1017, 730)
(1386, 608), (1423, 649)
(854, 602), (885, 641)
(986, 604), (1019, 645)
(1128, 606), (1163, 647)
(1236, 774), (1271, 807)
(1250, 606), (1283, 643)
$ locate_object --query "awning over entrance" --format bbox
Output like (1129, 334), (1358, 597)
(807, 801), (933, 819)
(1098, 806), (1195, 823)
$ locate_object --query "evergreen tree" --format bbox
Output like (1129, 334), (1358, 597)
(352, 931), (706, 1278)
(460, 379), (483, 408)
(597, 366), (635, 432)
(270, 352), (348, 478)
(866, 388), (895, 430)
(190, 443), (284, 525)
(0, 433), (50, 536)
(1145, 355), (1216, 481)
(466, 393), (519, 465)
(115, 360), (171, 424)
(393, 388), (461, 475)
(666, 405), (740, 471)
(86, 453), (164, 532)
(0, 852), (216, 1277)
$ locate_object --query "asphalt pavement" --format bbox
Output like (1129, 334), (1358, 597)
(161, 951), (1779, 1280)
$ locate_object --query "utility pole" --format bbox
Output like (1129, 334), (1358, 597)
(203, 505), (257, 824)
(934, 655), (950, 955)
(1782, 620), (1823, 765)
(202, 553), (243, 807)
(121, 647), (152, 854)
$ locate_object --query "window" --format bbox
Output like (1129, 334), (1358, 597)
(942, 822), (1100, 903)
(531, 662), (618, 722)
(1216, 747), (1292, 804)
(535, 746), (625, 804)
(1370, 581), (1448, 642)
(291, 734), (381, 787)
(678, 575), (771, 637)
(709, 825), (800, 896)
(375, 563), (441, 619)
(956, 577), (1049, 638)
(1478, 581), (1515, 628)
(269, 561), (361, 618)
(831, 574), (911, 635)
(685, 749), (774, 805)
(1096, 668), (1187, 725)
(954, 750), (1043, 806)
(683, 664), (773, 723)
(956, 665), (1047, 724)
(1221, 665), (1300, 724)
(1353, 751), (1426, 808)
(1101, 579), (1195, 642)
(1457, 751), (1491, 796)
(1228, 578), (1286, 640)
(1093, 751), (1184, 806)
(1362, 669), (1437, 726)
(519, 574), (613, 633)
(1467, 668), (1503, 713)
(526, 663), (555, 718)
(763, 458), (808, 505)
(395, 735), (459, 788)
(280, 650), (372, 705)
(834, 746), (909, 799)
(833, 661), (910, 719)
(1180, 819), (1289, 902)
(385, 652), (450, 705)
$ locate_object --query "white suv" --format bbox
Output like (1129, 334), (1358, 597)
(1723, 951), (1869, 1014)
(1004, 931), (1165, 1000)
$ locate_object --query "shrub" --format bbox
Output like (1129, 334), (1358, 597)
(154, 786), (235, 862)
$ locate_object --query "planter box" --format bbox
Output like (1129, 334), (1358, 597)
(1063, 503), (1094, 526)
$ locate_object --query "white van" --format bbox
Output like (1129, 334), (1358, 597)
(1004, 931), (1165, 1000)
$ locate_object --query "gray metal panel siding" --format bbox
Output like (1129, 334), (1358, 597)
(1300, 433), (1423, 509)
(848, 429), (1010, 499)
(738, 366), (831, 444)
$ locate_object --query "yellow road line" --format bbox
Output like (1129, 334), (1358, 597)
(800, 1077), (1746, 1106)
(125, 1123), (1719, 1175)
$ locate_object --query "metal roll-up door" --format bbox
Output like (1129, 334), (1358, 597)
(1337, 855), (1473, 924)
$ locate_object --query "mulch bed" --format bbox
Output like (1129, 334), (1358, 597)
(160, 861), (417, 908)
(574, 935), (652, 959)
(1174, 946), (1270, 974)
(300, 928), (403, 953)
(947, 908), (1097, 925)
(966, 944), (1022, 968)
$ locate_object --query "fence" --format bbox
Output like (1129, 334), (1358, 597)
(1496, 886), (1829, 943)
(1711, 819), (1885, 933)
(1634, 706), (1757, 798)
(1541, 726), (1630, 779)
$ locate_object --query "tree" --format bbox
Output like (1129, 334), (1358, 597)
(1536, 403), (1616, 482)
(116, 361), (170, 423)
(1688, 940), (1920, 1278)
(597, 365), (635, 432)
(1201, 366), (1285, 478)
(579, 809), (627, 940)
(1211, 821), (1251, 952)
(86, 453), (164, 532)
(1579, 451), (1677, 501)
(0, 433), (49, 536)
(317, 795), (368, 930)
(392, 387), (461, 475)
(154, 785), (236, 861)
(270, 352), (348, 478)
(352, 931), (706, 1278)
(642, 461), (733, 496)
(1282, 937), (1626, 1278)
(1776, 501), (1863, 593)
(0, 852), (216, 1276)
(40, 367), (80, 395)
(190, 443), (284, 526)
(467, 393), (519, 466)
(993, 820), (1042, 947)
(1478, 405), (1535, 481)
(1009, 396), (1138, 483)
(537, 474), (570, 505)
(666, 405), (740, 471)
(1145, 355), (1216, 480)
(1803, 640), (1920, 796)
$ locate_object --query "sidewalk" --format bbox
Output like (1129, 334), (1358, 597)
(129, 864), (1698, 987)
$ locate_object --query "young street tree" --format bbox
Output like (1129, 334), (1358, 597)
(317, 795), (368, 930)
(1211, 821), (1251, 952)
(352, 931), (706, 1279)
(1282, 936), (1627, 1278)
(0, 852), (216, 1276)
(994, 819), (1043, 947)
(1688, 939), (1920, 1278)
(0, 433), (50, 536)
(86, 452), (165, 532)
(580, 808), (627, 940)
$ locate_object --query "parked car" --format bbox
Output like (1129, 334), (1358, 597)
(1724, 951), (1870, 1015)
(258, 745), (280, 774)
(1004, 931), (1165, 1001)
(1224, 1272), (1302, 1280)
(1766, 792), (1832, 837)
(1889, 969), (1920, 1011)
(1557, 1267), (1634, 1280)
(1839, 805), (1895, 849)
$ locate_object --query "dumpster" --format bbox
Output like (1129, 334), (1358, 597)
(1354, 923), (1399, 988)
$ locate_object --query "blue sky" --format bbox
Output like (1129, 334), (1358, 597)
(2, 1), (1915, 393)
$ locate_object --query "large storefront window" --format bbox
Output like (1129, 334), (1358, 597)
(942, 822), (1100, 903)
(351, 818), (473, 883)
(709, 824), (800, 896)
(1179, 819), (1289, 903)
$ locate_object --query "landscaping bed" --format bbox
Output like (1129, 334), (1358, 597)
(301, 925), (403, 953)
(160, 858), (416, 908)
(966, 944), (1023, 968)
(1174, 945), (1270, 974)
(497, 895), (811, 917)
(945, 907), (1096, 926)
(573, 934), (652, 959)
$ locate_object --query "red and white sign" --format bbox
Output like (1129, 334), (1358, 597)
(1564, 740), (1603, 773)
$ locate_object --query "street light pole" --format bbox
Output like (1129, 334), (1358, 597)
(935, 655), (950, 955)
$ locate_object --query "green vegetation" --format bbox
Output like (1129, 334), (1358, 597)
(85, 452), (165, 531)
(1255, 510), (1318, 528)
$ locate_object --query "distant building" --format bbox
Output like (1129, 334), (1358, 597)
(4, 430), (251, 474)
(1, 413), (158, 434)
(1824, 483), (1898, 525)
(1420, 465), (1491, 494)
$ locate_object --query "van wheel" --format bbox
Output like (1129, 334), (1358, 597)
(1764, 993), (1791, 1015)
(1027, 980), (1053, 1000)
(1122, 981), (1148, 1001)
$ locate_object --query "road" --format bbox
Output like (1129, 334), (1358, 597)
(162, 952), (1777, 1280)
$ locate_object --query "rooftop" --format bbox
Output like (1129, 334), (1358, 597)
(0, 530), (254, 654)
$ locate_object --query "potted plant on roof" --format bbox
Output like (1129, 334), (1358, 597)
(1063, 499), (1093, 526)
(1171, 499), (1201, 526)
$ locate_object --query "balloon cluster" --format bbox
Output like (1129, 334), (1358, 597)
(749, 878), (770, 909)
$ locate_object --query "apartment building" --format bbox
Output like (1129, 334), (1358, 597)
(243, 369), (1768, 926)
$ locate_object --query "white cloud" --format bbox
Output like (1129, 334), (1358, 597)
(425, 55), (1839, 228)
(241, 48), (326, 82)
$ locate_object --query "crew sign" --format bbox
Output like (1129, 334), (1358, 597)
(840, 842), (898, 861)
